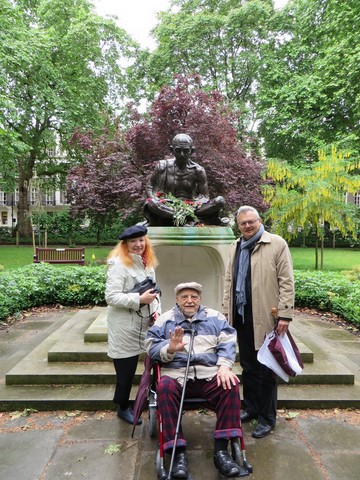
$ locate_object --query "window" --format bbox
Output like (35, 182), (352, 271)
(355, 192), (360, 207)
(0, 190), (7, 206)
(30, 187), (39, 205)
(1, 212), (8, 225)
(45, 192), (54, 205)
(47, 147), (56, 157)
(59, 190), (68, 204)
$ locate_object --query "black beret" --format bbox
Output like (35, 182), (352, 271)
(118, 225), (148, 241)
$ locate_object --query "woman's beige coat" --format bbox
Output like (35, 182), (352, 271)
(106, 254), (160, 359)
(223, 230), (294, 350)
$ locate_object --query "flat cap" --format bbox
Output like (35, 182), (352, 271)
(174, 282), (203, 295)
(119, 224), (148, 241)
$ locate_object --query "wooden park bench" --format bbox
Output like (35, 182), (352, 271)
(33, 247), (85, 265)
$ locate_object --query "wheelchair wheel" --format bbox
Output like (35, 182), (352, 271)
(149, 406), (157, 438)
(231, 439), (253, 475)
(231, 439), (242, 466)
(155, 449), (161, 476)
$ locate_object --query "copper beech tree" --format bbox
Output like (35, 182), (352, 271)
(67, 76), (266, 229)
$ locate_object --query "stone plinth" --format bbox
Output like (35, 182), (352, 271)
(147, 226), (235, 311)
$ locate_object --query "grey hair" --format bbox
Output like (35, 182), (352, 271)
(236, 205), (260, 218)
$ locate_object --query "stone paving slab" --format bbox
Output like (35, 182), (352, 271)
(0, 428), (63, 480)
(1, 410), (359, 480)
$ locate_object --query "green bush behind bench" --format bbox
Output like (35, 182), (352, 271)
(0, 264), (106, 320)
(0, 264), (359, 327)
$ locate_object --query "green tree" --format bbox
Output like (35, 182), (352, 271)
(263, 146), (360, 269)
(0, 0), (138, 236)
(258, 0), (360, 164)
(143, 0), (275, 140)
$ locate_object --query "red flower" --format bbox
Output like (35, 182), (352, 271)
(160, 198), (165, 203)
(157, 191), (163, 197)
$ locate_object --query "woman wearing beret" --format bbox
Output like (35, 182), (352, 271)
(105, 224), (160, 424)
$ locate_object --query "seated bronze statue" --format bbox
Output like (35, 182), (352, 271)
(143, 134), (228, 226)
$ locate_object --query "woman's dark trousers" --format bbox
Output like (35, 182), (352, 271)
(113, 355), (139, 410)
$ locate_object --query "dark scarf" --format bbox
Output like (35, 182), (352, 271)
(235, 225), (264, 320)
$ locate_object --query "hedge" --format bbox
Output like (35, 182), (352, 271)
(0, 265), (359, 327)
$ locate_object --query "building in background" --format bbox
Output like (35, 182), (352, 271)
(0, 145), (69, 231)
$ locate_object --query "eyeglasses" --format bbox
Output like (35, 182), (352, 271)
(238, 219), (259, 228)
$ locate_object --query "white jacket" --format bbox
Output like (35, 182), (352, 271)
(105, 254), (160, 358)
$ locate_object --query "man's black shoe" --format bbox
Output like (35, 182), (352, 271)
(240, 410), (257, 423)
(252, 423), (273, 439)
(214, 450), (240, 477)
(172, 451), (189, 479)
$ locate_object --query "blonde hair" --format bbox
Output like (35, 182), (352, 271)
(107, 236), (158, 268)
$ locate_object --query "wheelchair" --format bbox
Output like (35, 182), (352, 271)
(148, 362), (253, 479)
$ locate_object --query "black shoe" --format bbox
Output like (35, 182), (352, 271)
(214, 450), (240, 477)
(171, 451), (189, 479)
(116, 406), (142, 425)
(240, 410), (257, 423)
(252, 423), (273, 439)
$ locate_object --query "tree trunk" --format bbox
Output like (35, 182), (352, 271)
(314, 238), (319, 270)
(17, 169), (33, 237)
(320, 237), (324, 269)
(302, 231), (306, 247)
(17, 153), (36, 238)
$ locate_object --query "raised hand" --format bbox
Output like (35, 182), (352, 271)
(168, 326), (186, 354)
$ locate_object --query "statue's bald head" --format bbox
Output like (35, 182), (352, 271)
(171, 134), (194, 149)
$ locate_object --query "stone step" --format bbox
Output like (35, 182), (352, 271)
(5, 308), (349, 387)
(1, 382), (360, 411)
(49, 334), (313, 364)
(83, 310), (108, 343)
(5, 356), (354, 386)
(79, 312), (314, 363)
(1, 307), (360, 411)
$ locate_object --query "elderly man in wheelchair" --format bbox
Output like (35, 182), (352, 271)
(145, 282), (246, 479)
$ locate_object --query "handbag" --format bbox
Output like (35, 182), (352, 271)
(128, 276), (161, 296)
(257, 330), (303, 382)
(127, 276), (161, 309)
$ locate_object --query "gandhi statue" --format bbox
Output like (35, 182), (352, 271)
(143, 134), (227, 226)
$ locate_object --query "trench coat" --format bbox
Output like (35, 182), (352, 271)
(105, 254), (160, 359)
(222, 230), (294, 351)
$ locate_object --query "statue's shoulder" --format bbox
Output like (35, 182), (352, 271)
(157, 158), (175, 171)
(190, 160), (206, 174)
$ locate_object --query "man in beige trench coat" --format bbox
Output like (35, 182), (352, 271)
(223, 206), (294, 438)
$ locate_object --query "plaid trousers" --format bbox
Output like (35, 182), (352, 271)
(157, 375), (242, 452)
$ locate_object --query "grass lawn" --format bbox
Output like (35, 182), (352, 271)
(290, 247), (360, 271)
(0, 244), (360, 272)
(0, 245), (112, 270)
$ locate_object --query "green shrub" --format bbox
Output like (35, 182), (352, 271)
(0, 227), (12, 243)
(0, 266), (359, 327)
(0, 263), (106, 320)
(294, 270), (360, 326)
